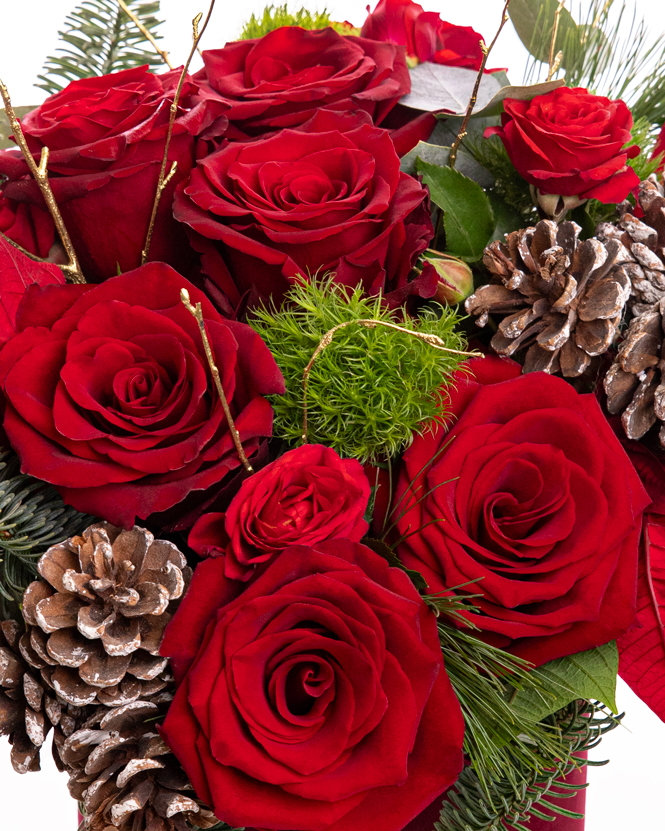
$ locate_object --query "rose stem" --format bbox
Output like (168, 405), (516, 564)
(547, 0), (566, 81)
(448, 0), (511, 169)
(301, 319), (481, 443)
(141, 0), (216, 265)
(180, 288), (254, 474)
(0, 80), (85, 284)
(117, 0), (174, 69)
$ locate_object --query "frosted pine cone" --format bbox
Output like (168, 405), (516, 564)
(466, 218), (631, 376)
(21, 524), (190, 709)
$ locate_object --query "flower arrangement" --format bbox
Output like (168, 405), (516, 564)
(1, 1), (664, 830)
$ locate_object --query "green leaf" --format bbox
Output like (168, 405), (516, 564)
(400, 64), (504, 114)
(486, 192), (525, 243)
(508, 0), (579, 64)
(469, 79), (566, 119)
(511, 641), (619, 721)
(416, 160), (495, 262)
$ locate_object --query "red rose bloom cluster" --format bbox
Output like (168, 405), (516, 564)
(0, 263), (284, 527)
(193, 26), (409, 138)
(160, 539), (464, 831)
(393, 356), (650, 666)
(485, 86), (640, 205)
(0, 66), (227, 281)
(189, 444), (371, 580)
(361, 0), (489, 71)
(175, 110), (436, 307)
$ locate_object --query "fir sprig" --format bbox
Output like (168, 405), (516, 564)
(37, 0), (166, 95)
(0, 448), (91, 619)
(239, 4), (357, 39)
(249, 278), (469, 464)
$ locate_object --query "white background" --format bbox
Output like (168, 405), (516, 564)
(1, 1), (665, 829)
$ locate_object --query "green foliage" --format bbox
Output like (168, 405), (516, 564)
(0, 448), (91, 620)
(0, 107), (34, 151)
(509, 0), (581, 67)
(37, 0), (165, 95)
(416, 160), (495, 262)
(239, 4), (355, 39)
(249, 277), (469, 465)
(511, 642), (619, 721)
(440, 700), (620, 831)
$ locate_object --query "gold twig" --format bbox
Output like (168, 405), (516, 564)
(117, 0), (174, 69)
(301, 319), (481, 442)
(449, 0), (511, 169)
(141, 1), (216, 265)
(180, 288), (254, 473)
(547, 0), (566, 81)
(0, 80), (85, 284)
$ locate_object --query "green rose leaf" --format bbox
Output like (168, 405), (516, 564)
(400, 63), (504, 114)
(416, 159), (495, 261)
(511, 641), (620, 721)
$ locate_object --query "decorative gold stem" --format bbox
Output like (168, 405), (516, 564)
(141, 0), (216, 265)
(301, 319), (481, 442)
(449, 0), (511, 169)
(180, 288), (254, 473)
(547, 0), (566, 81)
(0, 80), (85, 284)
(117, 0), (174, 69)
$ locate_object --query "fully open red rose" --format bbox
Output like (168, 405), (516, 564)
(160, 539), (464, 831)
(193, 26), (409, 138)
(0, 192), (55, 259)
(190, 444), (370, 580)
(174, 109), (436, 308)
(0, 263), (284, 527)
(485, 87), (640, 204)
(0, 66), (227, 281)
(392, 356), (650, 666)
(361, 0), (489, 71)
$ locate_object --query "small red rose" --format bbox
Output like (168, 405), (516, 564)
(392, 355), (650, 666)
(0, 263), (284, 527)
(0, 66), (227, 281)
(160, 538), (464, 831)
(189, 444), (370, 580)
(485, 87), (640, 207)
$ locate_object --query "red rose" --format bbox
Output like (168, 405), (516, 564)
(652, 123), (665, 172)
(0, 263), (284, 527)
(193, 26), (409, 138)
(392, 356), (650, 666)
(0, 66), (227, 281)
(160, 539), (464, 831)
(0, 235), (64, 347)
(485, 87), (640, 205)
(174, 109), (437, 308)
(189, 444), (370, 580)
(361, 0), (489, 71)
(0, 192), (55, 259)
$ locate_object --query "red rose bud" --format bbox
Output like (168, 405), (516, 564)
(189, 444), (371, 581)
(423, 252), (474, 304)
(160, 539), (464, 831)
(485, 86), (640, 205)
(392, 355), (650, 667)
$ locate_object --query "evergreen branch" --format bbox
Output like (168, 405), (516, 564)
(239, 4), (354, 39)
(0, 448), (91, 619)
(36, 0), (166, 95)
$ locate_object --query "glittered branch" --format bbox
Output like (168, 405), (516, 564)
(117, 0), (174, 69)
(180, 288), (254, 473)
(449, 0), (511, 169)
(547, 0), (566, 81)
(0, 79), (85, 284)
(141, 1), (216, 265)
(301, 319), (480, 442)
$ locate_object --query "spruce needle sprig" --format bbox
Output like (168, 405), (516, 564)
(141, 0), (216, 264)
(0, 81), (85, 284)
(117, 0), (173, 68)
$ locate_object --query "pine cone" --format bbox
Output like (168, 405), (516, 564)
(604, 297), (665, 447)
(62, 696), (218, 831)
(596, 175), (665, 317)
(0, 617), (86, 773)
(466, 219), (631, 376)
(21, 524), (190, 709)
